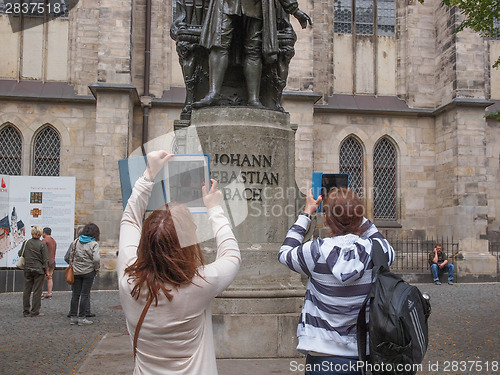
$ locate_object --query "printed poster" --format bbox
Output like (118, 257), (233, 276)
(0, 175), (76, 268)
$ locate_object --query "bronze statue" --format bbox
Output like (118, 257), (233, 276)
(170, 0), (311, 118)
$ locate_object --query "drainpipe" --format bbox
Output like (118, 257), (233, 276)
(141, 0), (153, 154)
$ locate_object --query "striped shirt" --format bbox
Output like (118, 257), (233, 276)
(279, 215), (395, 357)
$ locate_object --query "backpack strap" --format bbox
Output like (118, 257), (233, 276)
(356, 295), (370, 374)
(133, 294), (154, 360)
(356, 239), (387, 375)
(70, 239), (78, 265)
(370, 239), (389, 273)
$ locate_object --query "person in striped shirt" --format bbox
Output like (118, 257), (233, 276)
(279, 187), (395, 375)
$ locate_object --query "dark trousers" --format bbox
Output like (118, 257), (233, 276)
(69, 271), (95, 317)
(23, 269), (45, 316)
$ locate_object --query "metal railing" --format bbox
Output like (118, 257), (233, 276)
(385, 236), (458, 272)
(488, 241), (500, 275)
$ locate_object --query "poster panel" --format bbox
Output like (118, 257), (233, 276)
(0, 176), (76, 268)
(0, 176), (10, 259)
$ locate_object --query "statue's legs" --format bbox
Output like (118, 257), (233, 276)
(193, 14), (235, 108)
(193, 47), (229, 107)
(243, 18), (264, 108)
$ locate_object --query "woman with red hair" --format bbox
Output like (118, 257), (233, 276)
(118, 150), (240, 375)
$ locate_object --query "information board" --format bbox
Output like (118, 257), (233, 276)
(0, 175), (76, 268)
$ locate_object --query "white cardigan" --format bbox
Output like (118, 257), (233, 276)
(118, 177), (240, 375)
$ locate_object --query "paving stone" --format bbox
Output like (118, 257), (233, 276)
(0, 283), (499, 375)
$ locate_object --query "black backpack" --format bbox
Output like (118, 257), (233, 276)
(356, 240), (431, 375)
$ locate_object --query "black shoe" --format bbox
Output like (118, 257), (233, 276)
(86, 313), (96, 317)
(247, 99), (265, 109)
(192, 93), (220, 108)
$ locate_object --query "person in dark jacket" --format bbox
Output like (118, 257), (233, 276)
(428, 244), (454, 285)
(19, 226), (49, 317)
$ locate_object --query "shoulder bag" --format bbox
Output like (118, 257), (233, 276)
(16, 241), (27, 269)
(65, 240), (78, 284)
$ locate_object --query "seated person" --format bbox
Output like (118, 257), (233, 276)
(428, 244), (454, 285)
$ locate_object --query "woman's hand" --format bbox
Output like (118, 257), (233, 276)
(202, 179), (222, 209)
(304, 188), (322, 215)
(144, 150), (173, 181)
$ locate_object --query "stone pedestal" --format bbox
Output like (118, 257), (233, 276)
(455, 248), (498, 282)
(175, 107), (305, 358)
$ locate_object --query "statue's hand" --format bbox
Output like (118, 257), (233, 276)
(293, 9), (312, 29)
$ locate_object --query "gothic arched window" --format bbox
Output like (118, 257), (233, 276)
(33, 126), (61, 176)
(0, 125), (22, 175)
(339, 136), (364, 197)
(373, 137), (397, 220)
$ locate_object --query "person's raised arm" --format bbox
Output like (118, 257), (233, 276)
(118, 151), (173, 274)
(279, 189), (321, 276)
(202, 179), (241, 295)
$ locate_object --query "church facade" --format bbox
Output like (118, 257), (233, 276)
(0, 0), (499, 261)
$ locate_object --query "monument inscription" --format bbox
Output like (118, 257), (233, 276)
(211, 153), (279, 202)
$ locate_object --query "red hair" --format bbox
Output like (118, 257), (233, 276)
(323, 187), (365, 236)
(125, 202), (205, 304)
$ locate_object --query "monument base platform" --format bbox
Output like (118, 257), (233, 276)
(204, 242), (306, 358)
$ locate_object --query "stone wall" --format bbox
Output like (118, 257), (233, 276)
(1, 0), (499, 259)
(92, 88), (135, 246)
(403, 0), (436, 108)
(434, 2), (456, 107)
(311, 0), (334, 100)
(434, 104), (489, 250)
(485, 119), (500, 241)
(312, 111), (439, 235)
(285, 0), (314, 93)
(69, 0), (99, 95)
(0, 101), (97, 226)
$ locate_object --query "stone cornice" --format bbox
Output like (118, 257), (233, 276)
(0, 80), (94, 103)
(88, 83), (140, 104)
(315, 95), (495, 117)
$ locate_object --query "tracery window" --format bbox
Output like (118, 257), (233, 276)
(333, 0), (395, 36)
(33, 126), (60, 176)
(373, 137), (397, 221)
(0, 125), (22, 175)
(339, 136), (364, 198)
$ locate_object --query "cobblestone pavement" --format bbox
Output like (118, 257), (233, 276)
(0, 283), (499, 375)
(419, 282), (500, 375)
(0, 290), (127, 375)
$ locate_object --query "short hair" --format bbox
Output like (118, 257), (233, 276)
(323, 187), (365, 236)
(43, 227), (52, 235)
(31, 226), (43, 239)
(80, 223), (100, 241)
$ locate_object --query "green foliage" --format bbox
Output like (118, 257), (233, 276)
(418, 0), (500, 67)
(485, 110), (500, 121)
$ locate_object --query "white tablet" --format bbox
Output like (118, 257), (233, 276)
(163, 154), (211, 213)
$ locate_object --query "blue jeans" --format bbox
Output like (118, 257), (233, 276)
(305, 355), (361, 375)
(70, 271), (95, 317)
(430, 263), (454, 282)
